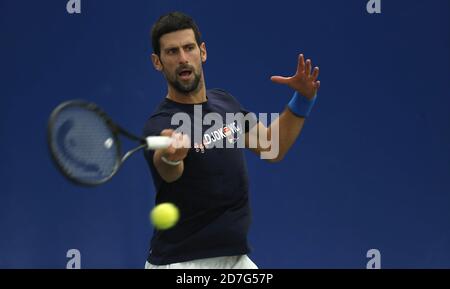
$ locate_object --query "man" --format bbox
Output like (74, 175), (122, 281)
(143, 11), (320, 269)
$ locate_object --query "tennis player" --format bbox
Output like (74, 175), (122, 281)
(143, 11), (320, 269)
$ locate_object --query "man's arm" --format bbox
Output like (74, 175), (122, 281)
(245, 109), (304, 162)
(245, 54), (320, 162)
(153, 129), (190, 183)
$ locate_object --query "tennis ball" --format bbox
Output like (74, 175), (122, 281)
(150, 203), (179, 230)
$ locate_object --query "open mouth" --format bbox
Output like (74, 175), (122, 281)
(178, 69), (193, 80)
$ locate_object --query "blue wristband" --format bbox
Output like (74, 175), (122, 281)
(287, 91), (317, 118)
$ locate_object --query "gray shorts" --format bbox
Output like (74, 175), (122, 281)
(145, 255), (258, 269)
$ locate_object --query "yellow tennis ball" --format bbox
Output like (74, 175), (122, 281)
(150, 203), (179, 230)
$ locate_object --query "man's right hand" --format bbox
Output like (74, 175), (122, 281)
(153, 129), (190, 183)
(159, 129), (190, 162)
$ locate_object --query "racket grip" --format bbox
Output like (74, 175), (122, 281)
(145, 136), (172, 150)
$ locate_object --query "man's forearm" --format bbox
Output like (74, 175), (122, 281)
(153, 149), (184, 183)
(268, 107), (305, 161)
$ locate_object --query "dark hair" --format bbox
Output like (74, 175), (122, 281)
(151, 12), (202, 56)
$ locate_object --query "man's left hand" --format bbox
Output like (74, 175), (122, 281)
(271, 53), (320, 99)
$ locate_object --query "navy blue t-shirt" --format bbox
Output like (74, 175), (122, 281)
(143, 89), (256, 265)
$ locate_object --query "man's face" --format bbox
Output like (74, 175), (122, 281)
(154, 29), (206, 94)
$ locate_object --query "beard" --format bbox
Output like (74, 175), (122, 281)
(165, 64), (202, 94)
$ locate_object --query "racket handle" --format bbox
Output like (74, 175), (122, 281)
(145, 136), (172, 150)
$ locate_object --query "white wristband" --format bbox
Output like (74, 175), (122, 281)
(161, 156), (182, 166)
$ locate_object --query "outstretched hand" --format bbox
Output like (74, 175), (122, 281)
(271, 54), (320, 99)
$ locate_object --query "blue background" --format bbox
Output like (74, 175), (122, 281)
(1, 0), (449, 268)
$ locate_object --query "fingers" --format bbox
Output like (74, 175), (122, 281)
(159, 129), (190, 159)
(314, 80), (320, 89)
(170, 132), (181, 149)
(175, 133), (190, 149)
(301, 54), (319, 78)
(182, 134), (190, 148)
(171, 132), (183, 149)
(170, 132), (187, 149)
(270, 75), (290, 84)
(297, 54), (305, 73)
(165, 146), (176, 155)
(305, 59), (312, 76)
(311, 66), (319, 81)
(167, 132), (190, 161)
(272, 53), (320, 95)
(160, 129), (174, 137)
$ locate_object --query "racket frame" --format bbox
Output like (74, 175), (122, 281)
(47, 100), (146, 186)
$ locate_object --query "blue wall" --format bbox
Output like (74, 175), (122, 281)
(1, 0), (449, 268)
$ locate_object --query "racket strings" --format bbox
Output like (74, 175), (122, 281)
(50, 106), (119, 184)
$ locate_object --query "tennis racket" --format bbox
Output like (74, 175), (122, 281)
(47, 100), (172, 186)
